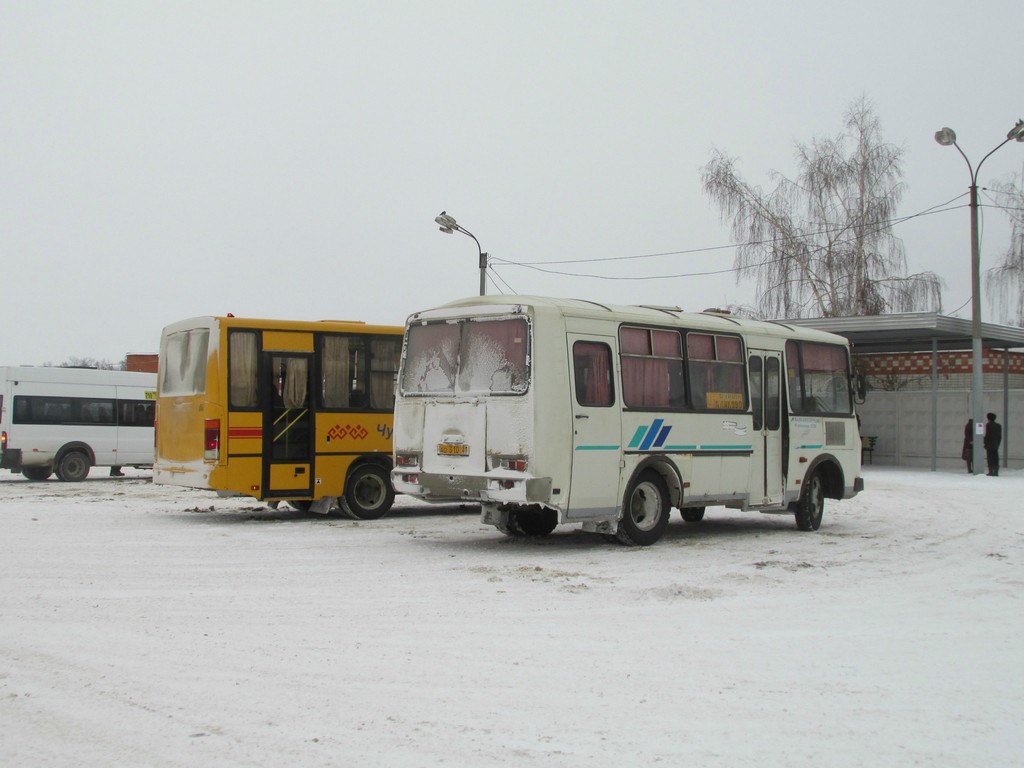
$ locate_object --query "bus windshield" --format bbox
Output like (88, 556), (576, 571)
(401, 317), (530, 396)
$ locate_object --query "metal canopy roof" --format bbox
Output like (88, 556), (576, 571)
(780, 312), (1024, 354)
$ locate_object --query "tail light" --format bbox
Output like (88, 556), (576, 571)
(395, 453), (419, 468)
(500, 457), (528, 472)
(204, 418), (220, 461)
(1, 430), (7, 451)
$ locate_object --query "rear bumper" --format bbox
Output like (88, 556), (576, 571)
(1, 448), (23, 470)
(392, 470), (552, 504)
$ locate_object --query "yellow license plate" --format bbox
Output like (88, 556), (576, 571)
(437, 443), (469, 456)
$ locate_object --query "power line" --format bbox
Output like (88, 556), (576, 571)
(489, 195), (973, 283)
(492, 194), (970, 274)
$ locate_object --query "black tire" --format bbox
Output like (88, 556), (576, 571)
(22, 466), (53, 481)
(55, 451), (90, 482)
(288, 500), (313, 512)
(681, 506), (706, 523)
(507, 507), (558, 537)
(794, 470), (825, 531)
(616, 470), (670, 546)
(340, 464), (395, 520)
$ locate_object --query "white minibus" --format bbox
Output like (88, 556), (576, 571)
(392, 296), (863, 546)
(0, 366), (156, 481)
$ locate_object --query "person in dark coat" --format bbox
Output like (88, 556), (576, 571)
(983, 413), (1002, 476)
(961, 419), (973, 473)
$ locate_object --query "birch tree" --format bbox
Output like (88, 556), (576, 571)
(700, 97), (942, 319)
(984, 169), (1024, 326)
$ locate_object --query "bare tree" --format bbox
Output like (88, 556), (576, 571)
(984, 167), (1024, 326)
(701, 96), (943, 319)
(56, 357), (122, 370)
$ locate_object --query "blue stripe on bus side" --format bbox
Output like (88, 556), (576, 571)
(639, 419), (664, 451)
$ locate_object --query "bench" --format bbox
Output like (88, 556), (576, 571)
(861, 435), (877, 464)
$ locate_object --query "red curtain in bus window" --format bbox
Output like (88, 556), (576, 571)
(621, 357), (669, 407)
(573, 342), (613, 406)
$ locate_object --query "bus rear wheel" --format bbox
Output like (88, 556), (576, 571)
(56, 451), (90, 482)
(681, 506), (705, 522)
(340, 464), (395, 520)
(616, 470), (670, 546)
(22, 466), (53, 481)
(794, 470), (825, 531)
(506, 506), (558, 537)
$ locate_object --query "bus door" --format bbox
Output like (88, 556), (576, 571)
(566, 336), (622, 519)
(748, 350), (784, 505)
(263, 352), (314, 498)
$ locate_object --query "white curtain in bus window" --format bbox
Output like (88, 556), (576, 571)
(322, 336), (350, 408)
(228, 332), (258, 408)
(800, 342), (851, 414)
(162, 328), (210, 396)
(457, 318), (529, 395)
(401, 322), (460, 394)
(369, 338), (401, 408)
(283, 358), (308, 410)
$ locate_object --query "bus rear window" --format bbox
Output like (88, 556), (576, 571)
(161, 328), (210, 396)
(401, 317), (529, 396)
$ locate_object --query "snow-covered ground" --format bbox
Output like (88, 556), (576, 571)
(1, 466), (1021, 767)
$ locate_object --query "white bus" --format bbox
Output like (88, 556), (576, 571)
(0, 366), (156, 481)
(392, 296), (864, 546)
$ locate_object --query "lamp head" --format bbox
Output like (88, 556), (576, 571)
(435, 212), (458, 229)
(934, 127), (957, 146)
(1009, 119), (1024, 142)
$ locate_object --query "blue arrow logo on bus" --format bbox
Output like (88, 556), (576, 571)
(628, 419), (672, 451)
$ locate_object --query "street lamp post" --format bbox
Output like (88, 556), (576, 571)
(935, 120), (1024, 475)
(435, 211), (488, 296)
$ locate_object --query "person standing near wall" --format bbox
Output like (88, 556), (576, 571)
(962, 419), (974, 473)
(984, 413), (1002, 477)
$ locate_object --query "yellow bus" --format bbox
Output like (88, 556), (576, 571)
(154, 316), (403, 518)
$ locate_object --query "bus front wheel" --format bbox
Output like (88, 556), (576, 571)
(794, 470), (825, 531)
(56, 451), (90, 482)
(616, 470), (670, 546)
(340, 464), (395, 520)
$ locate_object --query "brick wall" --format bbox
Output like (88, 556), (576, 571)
(854, 349), (1024, 377)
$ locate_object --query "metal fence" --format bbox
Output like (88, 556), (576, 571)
(857, 388), (1022, 470)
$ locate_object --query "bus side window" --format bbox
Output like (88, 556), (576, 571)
(573, 341), (614, 407)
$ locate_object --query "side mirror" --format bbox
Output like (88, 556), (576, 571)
(853, 373), (867, 404)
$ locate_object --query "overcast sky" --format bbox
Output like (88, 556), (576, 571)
(2, 1), (1022, 365)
